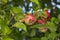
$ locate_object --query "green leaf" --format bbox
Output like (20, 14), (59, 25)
(51, 17), (56, 22)
(11, 7), (22, 14)
(2, 26), (12, 35)
(31, 38), (41, 40)
(58, 14), (60, 19)
(2, 37), (14, 40)
(46, 21), (57, 32)
(30, 23), (46, 29)
(58, 14), (60, 22)
(11, 7), (24, 21)
(0, 25), (1, 30)
(43, 32), (57, 40)
(14, 13), (24, 21)
(30, 29), (36, 37)
(41, 37), (48, 40)
(33, 11), (41, 19)
(55, 19), (59, 24)
(2, 0), (8, 4)
(13, 22), (27, 32)
(33, 3), (39, 11)
(31, 0), (39, 6)
(47, 32), (57, 40)
(57, 33), (60, 37)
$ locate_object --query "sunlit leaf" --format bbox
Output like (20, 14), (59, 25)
(50, 17), (56, 22)
(55, 19), (59, 24)
(13, 22), (27, 32)
(46, 21), (57, 32)
(47, 32), (57, 40)
(2, 37), (14, 40)
(41, 37), (48, 40)
(14, 13), (24, 21)
(2, 26), (12, 35)
(58, 14), (60, 21)
(11, 7), (22, 14)
(31, 0), (39, 6)
(2, 0), (8, 4)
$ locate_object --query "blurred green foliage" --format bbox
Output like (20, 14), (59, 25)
(0, 0), (60, 40)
